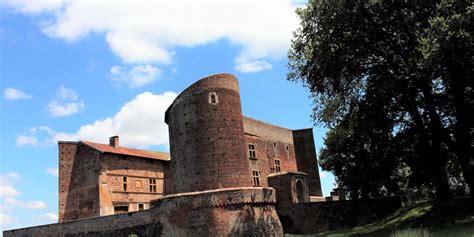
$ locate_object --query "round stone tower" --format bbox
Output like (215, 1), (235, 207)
(165, 73), (252, 193)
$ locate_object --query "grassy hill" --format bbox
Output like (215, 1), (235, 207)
(287, 197), (474, 237)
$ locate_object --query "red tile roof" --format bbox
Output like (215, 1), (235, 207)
(81, 140), (170, 161)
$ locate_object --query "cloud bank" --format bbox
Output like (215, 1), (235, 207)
(2, 0), (299, 73)
(18, 91), (177, 149)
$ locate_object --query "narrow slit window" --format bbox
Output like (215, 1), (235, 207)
(275, 159), (281, 172)
(248, 144), (256, 159)
(208, 92), (218, 105)
(252, 171), (260, 186)
(149, 179), (157, 193)
(122, 177), (127, 192)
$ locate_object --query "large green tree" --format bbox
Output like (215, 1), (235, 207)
(288, 0), (473, 200)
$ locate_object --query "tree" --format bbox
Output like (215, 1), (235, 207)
(288, 0), (473, 200)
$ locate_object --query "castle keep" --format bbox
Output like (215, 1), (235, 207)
(5, 73), (326, 236)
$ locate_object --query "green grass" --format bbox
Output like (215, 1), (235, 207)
(286, 197), (474, 237)
(390, 228), (431, 237)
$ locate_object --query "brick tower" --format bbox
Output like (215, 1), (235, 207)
(165, 73), (253, 193)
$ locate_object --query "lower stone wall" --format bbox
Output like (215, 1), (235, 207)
(4, 209), (156, 237)
(277, 196), (402, 235)
(4, 187), (283, 237)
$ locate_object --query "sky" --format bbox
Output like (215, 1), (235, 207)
(0, 0), (335, 232)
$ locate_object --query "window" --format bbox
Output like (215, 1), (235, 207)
(149, 179), (157, 193)
(248, 144), (256, 159)
(114, 205), (128, 214)
(138, 203), (144, 211)
(286, 145), (289, 151)
(274, 159), (281, 172)
(252, 171), (260, 186)
(208, 92), (218, 105)
(122, 177), (127, 192)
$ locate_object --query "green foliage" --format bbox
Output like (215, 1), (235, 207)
(289, 0), (474, 200)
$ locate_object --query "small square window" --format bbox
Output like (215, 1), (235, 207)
(138, 203), (144, 211)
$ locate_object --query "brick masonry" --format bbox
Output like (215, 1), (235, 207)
(277, 196), (402, 235)
(4, 188), (283, 237)
(58, 141), (166, 222)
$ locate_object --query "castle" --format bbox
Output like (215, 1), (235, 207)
(5, 73), (326, 236)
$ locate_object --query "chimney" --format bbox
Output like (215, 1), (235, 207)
(109, 136), (119, 148)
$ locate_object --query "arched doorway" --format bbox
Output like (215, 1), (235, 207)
(296, 179), (305, 203)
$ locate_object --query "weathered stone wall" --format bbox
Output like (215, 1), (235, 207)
(292, 129), (323, 197)
(58, 142), (78, 223)
(243, 117), (298, 189)
(4, 208), (157, 237)
(151, 187), (283, 236)
(99, 153), (166, 215)
(5, 188), (284, 237)
(165, 73), (252, 193)
(59, 142), (101, 222)
(277, 196), (402, 235)
(243, 116), (295, 144)
(268, 172), (310, 204)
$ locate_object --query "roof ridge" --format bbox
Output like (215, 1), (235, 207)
(79, 140), (170, 161)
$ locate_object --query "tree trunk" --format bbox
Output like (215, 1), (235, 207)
(421, 86), (452, 201)
(450, 77), (474, 200)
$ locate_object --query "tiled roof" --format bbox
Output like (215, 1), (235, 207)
(81, 140), (170, 161)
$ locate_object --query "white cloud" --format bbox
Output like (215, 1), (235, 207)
(45, 167), (59, 176)
(0, 172), (20, 186)
(4, 197), (46, 209)
(48, 101), (85, 117)
(16, 126), (55, 147)
(18, 91), (177, 148)
(110, 64), (161, 88)
(56, 86), (78, 101)
(1, 0), (69, 14)
(3, 87), (32, 100)
(0, 213), (17, 226)
(48, 86), (85, 117)
(54, 91), (177, 148)
(235, 58), (272, 73)
(35, 212), (58, 223)
(2, 0), (299, 72)
(0, 186), (21, 198)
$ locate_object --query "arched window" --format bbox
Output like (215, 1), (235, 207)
(208, 92), (218, 105)
(296, 179), (305, 203)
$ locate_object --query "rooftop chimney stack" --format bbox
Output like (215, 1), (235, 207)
(109, 136), (119, 148)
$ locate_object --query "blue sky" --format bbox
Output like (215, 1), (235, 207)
(0, 0), (334, 231)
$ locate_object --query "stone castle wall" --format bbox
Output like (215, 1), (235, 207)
(293, 129), (323, 196)
(277, 196), (402, 235)
(4, 188), (283, 237)
(58, 142), (101, 222)
(98, 153), (166, 215)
